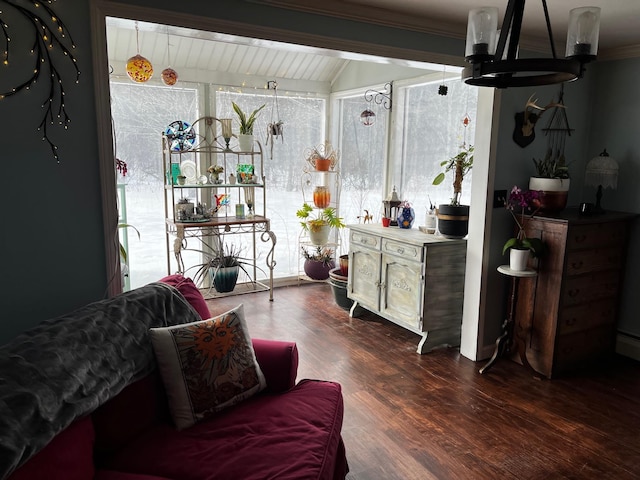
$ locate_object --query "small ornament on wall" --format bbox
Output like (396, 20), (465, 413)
(0, 0), (80, 162)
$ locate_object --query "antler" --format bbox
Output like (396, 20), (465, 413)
(522, 94), (565, 136)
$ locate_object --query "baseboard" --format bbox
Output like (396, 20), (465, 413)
(616, 332), (640, 361)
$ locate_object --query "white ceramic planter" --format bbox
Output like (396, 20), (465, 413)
(529, 177), (570, 212)
(238, 134), (254, 152)
(510, 248), (530, 271)
(309, 225), (330, 245)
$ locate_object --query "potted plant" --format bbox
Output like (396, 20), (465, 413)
(231, 101), (265, 152)
(502, 186), (545, 271)
(305, 141), (339, 171)
(296, 203), (345, 245)
(432, 144), (473, 238)
(186, 240), (262, 293)
(529, 148), (571, 212)
(301, 246), (335, 280)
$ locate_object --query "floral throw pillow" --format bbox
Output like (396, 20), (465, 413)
(149, 304), (266, 430)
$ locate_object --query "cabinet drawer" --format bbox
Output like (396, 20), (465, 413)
(567, 222), (628, 250)
(562, 271), (620, 307)
(382, 238), (422, 262)
(565, 246), (624, 275)
(350, 230), (381, 250)
(554, 325), (615, 373)
(557, 299), (617, 335)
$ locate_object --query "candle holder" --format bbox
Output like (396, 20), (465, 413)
(244, 186), (255, 218)
(220, 118), (233, 152)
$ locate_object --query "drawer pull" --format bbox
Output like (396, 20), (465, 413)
(566, 318), (577, 326)
(571, 260), (584, 270)
(568, 289), (580, 298)
(396, 247), (405, 254)
(574, 234), (587, 243)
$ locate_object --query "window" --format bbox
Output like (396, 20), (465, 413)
(391, 76), (478, 217)
(110, 80), (200, 289)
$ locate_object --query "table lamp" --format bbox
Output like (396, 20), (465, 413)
(584, 149), (618, 213)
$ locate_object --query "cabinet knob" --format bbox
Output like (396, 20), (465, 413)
(574, 234), (587, 243)
(397, 247), (404, 254)
(571, 260), (584, 270)
(568, 289), (580, 298)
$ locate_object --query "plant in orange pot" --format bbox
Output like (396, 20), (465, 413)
(305, 141), (339, 171)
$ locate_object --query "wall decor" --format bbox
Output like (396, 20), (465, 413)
(0, 0), (80, 162)
(125, 22), (153, 83)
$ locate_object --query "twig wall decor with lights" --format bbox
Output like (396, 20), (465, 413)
(0, 0), (80, 162)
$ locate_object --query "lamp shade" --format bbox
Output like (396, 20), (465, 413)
(585, 149), (618, 189)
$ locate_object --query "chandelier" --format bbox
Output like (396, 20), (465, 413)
(462, 0), (600, 88)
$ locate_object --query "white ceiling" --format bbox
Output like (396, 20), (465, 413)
(106, 1), (640, 87)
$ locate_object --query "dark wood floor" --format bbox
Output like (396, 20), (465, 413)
(206, 283), (640, 480)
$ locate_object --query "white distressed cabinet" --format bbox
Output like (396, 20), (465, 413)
(347, 224), (467, 353)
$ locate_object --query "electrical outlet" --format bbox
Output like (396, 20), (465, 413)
(493, 189), (507, 208)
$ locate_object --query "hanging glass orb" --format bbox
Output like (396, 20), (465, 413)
(360, 109), (376, 126)
(161, 67), (178, 86)
(126, 54), (153, 83)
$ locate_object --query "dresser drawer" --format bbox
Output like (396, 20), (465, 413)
(567, 222), (628, 250)
(561, 270), (620, 307)
(382, 238), (423, 262)
(557, 298), (617, 335)
(565, 246), (624, 275)
(554, 325), (616, 374)
(350, 230), (381, 250)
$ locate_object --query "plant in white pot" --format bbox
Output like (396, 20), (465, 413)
(296, 203), (345, 245)
(529, 148), (571, 212)
(432, 144), (473, 238)
(502, 186), (545, 271)
(231, 101), (265, 152)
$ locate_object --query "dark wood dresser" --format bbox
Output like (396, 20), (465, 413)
(514, 208), (636, 378)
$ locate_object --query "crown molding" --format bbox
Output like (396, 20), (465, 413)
(599, 44), (640, 61)
(246, 0), (466, 41)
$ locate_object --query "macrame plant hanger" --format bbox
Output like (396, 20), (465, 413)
(543, 84), (573, 164)
(266, 80), (284, 159)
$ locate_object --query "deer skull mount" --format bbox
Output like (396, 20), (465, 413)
(513, 94), (564, 148)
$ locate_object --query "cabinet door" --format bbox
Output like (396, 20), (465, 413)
(349, 247), (381, 311)
(380, 253), (423, 331)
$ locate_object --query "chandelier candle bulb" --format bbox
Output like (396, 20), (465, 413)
(566, 7), (601, 59)
(465, 7), (498, 60)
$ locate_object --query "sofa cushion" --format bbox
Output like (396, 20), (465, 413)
(150, 304), (266, 430)
(93, 372), (170, 465)
(103, 379), (345, 480)
(96, 472), (174, 480)
(7, 416), (95, 480)
(158, 274), (210, 320)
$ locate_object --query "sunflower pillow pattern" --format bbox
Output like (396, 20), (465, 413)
(150, 304), (266, 430)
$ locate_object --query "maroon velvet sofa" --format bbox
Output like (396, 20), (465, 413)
(2, 276), (348, 480)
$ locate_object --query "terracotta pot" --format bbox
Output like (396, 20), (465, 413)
(315, 158), (331, 171)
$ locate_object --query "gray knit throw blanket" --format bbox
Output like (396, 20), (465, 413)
(0, 282), (200, 479)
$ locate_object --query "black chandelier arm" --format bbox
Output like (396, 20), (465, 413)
(541, 0), (558, 58)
